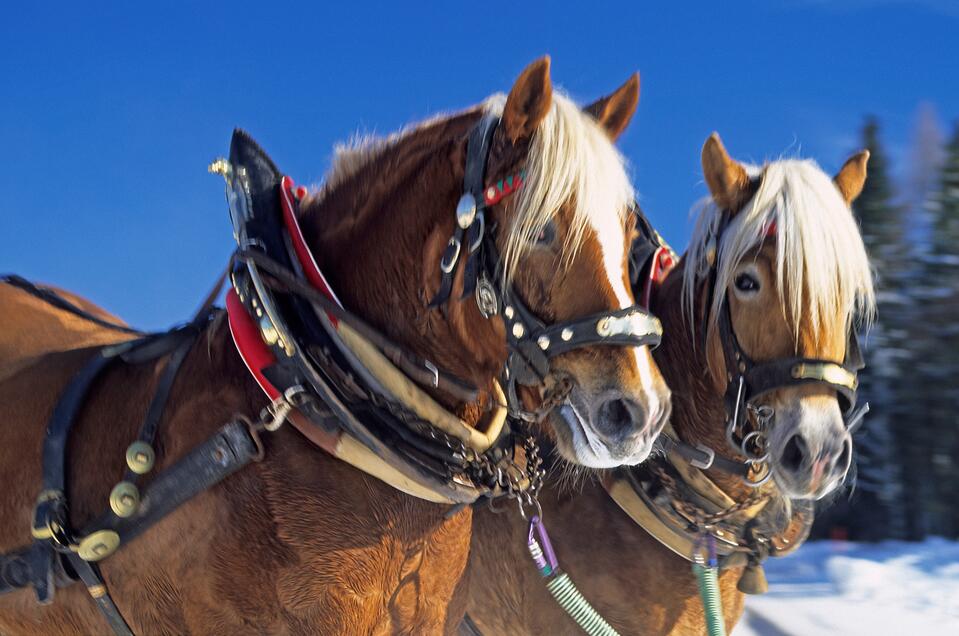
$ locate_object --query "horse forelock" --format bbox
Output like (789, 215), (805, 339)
(313, 90), (634, 289)
(492, 91), (635, 285)
(683, 159), (876, 347)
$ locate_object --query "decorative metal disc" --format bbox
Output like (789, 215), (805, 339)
(456, 193), (477, 229)
(475, 275), (498, 318)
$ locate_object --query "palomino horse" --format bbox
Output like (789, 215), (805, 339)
(465, 134), (875, 635)
(0, 57), (670, 634)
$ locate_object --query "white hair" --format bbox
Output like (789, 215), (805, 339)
(482, 92), (634, 281)
(683, 159), (876, 343)
(319, 89), (634, 283)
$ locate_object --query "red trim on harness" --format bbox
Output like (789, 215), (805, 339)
(764, 220), (777, 237)
(226, 289), (281, 401)
(640, 246), (677, 310)
(483, 171), (525, 206)
(279, 176), (343, 325)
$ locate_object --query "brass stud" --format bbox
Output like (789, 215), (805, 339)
(596, 318), (611, 337)
(207, 157), (231, 178)
(512, 323), (525, 339)
(504, 306), (515, 320)
(126, 442), (155, 475)
(561, 328), (573, 341)
(109, 482), (140, 518)
(259, 316), (279, 345)
(77, 530), (120, 562)
(537, 336), (550, 350)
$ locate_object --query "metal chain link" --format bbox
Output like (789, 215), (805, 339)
(651, 463), (769, 534)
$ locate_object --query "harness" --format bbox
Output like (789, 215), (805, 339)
(429, 114), (663, 409)
(1, 115), (662, 635)
(605, 203), (870, 597)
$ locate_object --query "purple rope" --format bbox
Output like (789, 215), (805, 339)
(528, 515), (559, 570)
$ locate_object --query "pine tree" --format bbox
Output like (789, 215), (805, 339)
(920, 122), (959, 537)
(845, 117), (911, 541)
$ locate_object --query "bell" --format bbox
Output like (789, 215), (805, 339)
(737, 560), (768, 594)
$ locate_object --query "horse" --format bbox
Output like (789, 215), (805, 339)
(0, 57), (671, 634)
(0, 276), (138, 381)
(464, 134), (875, 635)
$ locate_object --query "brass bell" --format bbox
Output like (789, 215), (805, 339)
(126, 442), (155, 475)
(737, 560), (769, 594)
(109, 482), (140, 518)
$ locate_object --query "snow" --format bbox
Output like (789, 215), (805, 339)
(735, 538), (959, 635)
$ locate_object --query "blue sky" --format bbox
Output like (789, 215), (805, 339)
(2, 1), (957, 329)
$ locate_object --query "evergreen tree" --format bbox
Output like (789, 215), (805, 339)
(848, 117), (912, 540)
(919, 122), (959, 537)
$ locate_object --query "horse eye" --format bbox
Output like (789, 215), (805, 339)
(535, 222), (556, 245)
(734, 272), (760, 293)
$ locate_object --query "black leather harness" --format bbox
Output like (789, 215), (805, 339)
(1, 115), (665, 634)
(430, 114), (663, 413)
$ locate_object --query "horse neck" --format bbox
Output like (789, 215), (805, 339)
(297, 112), (507, 421)
(653, 260), (753, 500)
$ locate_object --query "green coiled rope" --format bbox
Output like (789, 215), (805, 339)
(693, 534), (727, 636)
(528, 515), (621, 636)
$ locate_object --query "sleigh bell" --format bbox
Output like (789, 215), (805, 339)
(737, 558), (768, 594)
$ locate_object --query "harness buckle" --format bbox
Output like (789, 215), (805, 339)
(424, 361), (440, 388)
(690, 444), (716, 470)
(260, 385), (306, 432)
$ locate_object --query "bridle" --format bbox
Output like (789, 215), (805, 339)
(661, 212), (869, 486)
(429, 113), (663, 419)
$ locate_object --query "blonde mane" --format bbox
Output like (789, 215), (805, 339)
(319, 90), (634, 282)
(683, 159), (876, 344)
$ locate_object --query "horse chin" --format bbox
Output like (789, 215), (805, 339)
(548, 401), (655, 469)
(769, 463), (844, 501)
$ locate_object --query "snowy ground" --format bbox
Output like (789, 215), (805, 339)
(735, 538), (959, 635)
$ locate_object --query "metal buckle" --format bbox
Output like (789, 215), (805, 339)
(260, 385), (306, 432)
(690, 443), (716, 470)
(424, 361), (439, 388)
(440, 237), (461, 274)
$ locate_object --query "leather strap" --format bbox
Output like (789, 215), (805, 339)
(1, 274), (142, 335)
(66, 556), (134, 636)
(84, 420), (259, 546)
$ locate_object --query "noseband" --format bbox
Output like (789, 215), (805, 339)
(430, 113), (663, 417)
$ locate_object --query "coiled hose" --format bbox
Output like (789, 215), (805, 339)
(693, 534), (727, 636)
(527, 516), (620, 636)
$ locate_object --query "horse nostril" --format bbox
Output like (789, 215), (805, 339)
(781, 433), (808, 473)
(595, 397), (645, 440)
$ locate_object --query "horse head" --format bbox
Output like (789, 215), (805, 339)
(681, 133), (875, 499)
(300, 57), (670, 469)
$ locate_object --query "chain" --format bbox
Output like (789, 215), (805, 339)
(364, 387), (546, 500)
(512, 376), (575, 424)
(651, 463), (769, 531)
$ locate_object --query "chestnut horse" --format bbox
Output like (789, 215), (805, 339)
(0, 276), (138, 381)
(0, 58), (670, 634)
(465, 134), (875, 635)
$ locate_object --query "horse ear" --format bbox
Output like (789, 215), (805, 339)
(834, 150), (870, 205)
(702, 133), (752, 213)
(584, 73), (640, 140)
(502, 57), (553, 144)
